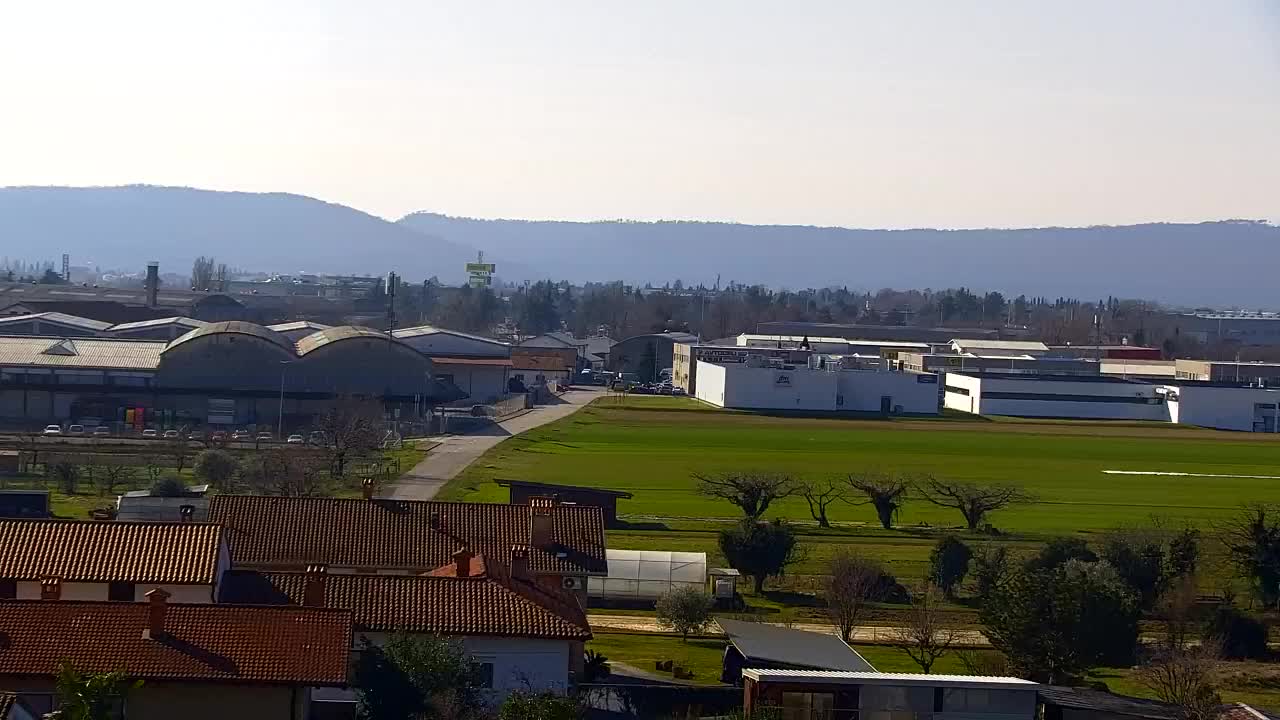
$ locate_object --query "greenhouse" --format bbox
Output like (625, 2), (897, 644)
(587, 550), (707, 600)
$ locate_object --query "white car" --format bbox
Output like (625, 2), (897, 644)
(67, 424), (86, 435)
(141, 428), (159, 439)
(42, 425), (63, 436)
(286, 434), (305, 444)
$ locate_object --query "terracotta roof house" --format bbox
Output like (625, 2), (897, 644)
(208, 495), (607, 580)
(0, 593), (352, 720)
(0, 518), (229, 603)
(0, 693), (36, 720)
(220, 554), (592, 696)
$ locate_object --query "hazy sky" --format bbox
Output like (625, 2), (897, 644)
(1, 1), (1277, 228)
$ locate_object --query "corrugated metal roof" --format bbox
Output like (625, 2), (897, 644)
(166, 321), (295, 354)
(0, 312), (113, 331)
(951, 339), (1050, 352)
(267, 321), (333, 333)
(393, 325), (509, 346)
(295, 325), (401, 355)
(720, 619), (875, 672)
(741, 669), (1037, 687)
(110, 316), (207, 331)
(0, 336), (165, 369)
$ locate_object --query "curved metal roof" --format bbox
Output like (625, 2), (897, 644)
(165, 321), (296, 355)
(295, 325), (411, 356)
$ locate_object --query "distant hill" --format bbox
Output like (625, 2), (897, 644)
(399, 212), (1280, 307)
(0, 186), (486, 281)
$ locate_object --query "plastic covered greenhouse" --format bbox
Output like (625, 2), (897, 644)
(587, 550), (707, 600)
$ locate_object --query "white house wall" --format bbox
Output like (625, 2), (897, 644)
(356, 632), (571, 697)
(434, 363), (509, 405)
(15, 581), (213, 603)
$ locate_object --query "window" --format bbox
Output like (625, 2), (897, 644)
(108, 581), (135, 601)
(0, 578), (15, 599)
(471, 661), (495, 689)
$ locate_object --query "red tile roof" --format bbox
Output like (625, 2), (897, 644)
(0, 601), (351, 685)
(208, 495), (606, 576)
(0, 519), (223, 584)
(0, 693), (18, 717)
(218, 565), (591, 641)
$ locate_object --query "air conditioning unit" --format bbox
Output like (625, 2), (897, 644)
(562, 577), (583, 591)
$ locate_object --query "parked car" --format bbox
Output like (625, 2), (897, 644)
(42, 424), (62, 436)
(141, 428), (158, 439)
(92, 426), (112, 437)
(256, 432), (273, 442)
(286, 434), (305, 444)
(210, 430), (228, 442)
(308, 431), (327, 445)
(188, 430), (205, 441)
(671, 387), (688, 397)
(162, 429), (180, 439)
(66, 424), (85, 435)
(231, 430), (252, 441)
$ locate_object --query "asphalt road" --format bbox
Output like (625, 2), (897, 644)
(384, 388), (604, 501)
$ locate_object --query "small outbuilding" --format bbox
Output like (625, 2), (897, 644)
(718, 618), (876, 685)
(497, 479), (633, 527)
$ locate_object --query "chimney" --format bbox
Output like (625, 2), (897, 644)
(145, 262), (159, 308)
(145, 588), (170, 639)
(178, 504), (194, 522)
(510, 545), (530, 580)
(40, 577), (61, 600)
(452, 548), (473, 578)
(529, 497), (555, 549)
(303, 564), (328, 607)
(361, 477), (375, 500)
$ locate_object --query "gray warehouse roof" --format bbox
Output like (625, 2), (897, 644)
(0, 312), (114, 332)
(296, 325), (404, 355)
(0, 337), (165, 370)
(718, 618), (875, 672)
(111, 316), (208, 332)
(166, 321), (296, 354)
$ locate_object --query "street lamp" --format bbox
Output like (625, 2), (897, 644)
(277, 360), (295, 439)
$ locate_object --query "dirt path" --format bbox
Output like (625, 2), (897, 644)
(385, 388), (603, 500)
(588, 614), (991, 646)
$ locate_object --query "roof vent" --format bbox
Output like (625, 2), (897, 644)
(42, 339), (79, 356)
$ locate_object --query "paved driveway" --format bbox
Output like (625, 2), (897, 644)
(385, 388), (603, 500)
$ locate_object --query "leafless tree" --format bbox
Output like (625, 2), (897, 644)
(1156, 575), (1201, 652)
(98, 465), (137, 497)
(825, 551), (887, 642)
(916, 478), (1034, 531)
(1135, 640), (1222, 720)
(957, 648), (1011, 676)
(799, 478), (848, 528)
(239, 449), (329, 497)
(79, 453), (102, 493)
(190, 256), (216, 291)
(51, 461), (79, 495)
(694, 471), (798, 520)
(845, 472), (910, 529)
(165, 439), (192, 473)
(139, 451), (165, 483)
(317, 398), (385, 478)
(892, 585), (958, 674)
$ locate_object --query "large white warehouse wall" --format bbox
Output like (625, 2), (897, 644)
(717, 363), (840, 411)
(838, 371), (939, 414)
(1165, 385), (1280, 432)
(945, 374), (1168, 421)
(694, 360), (729, 408)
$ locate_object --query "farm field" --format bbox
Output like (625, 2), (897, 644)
(441, 397), (1280, 534)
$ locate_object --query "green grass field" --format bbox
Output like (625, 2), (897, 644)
(442, 397), (1280, 533)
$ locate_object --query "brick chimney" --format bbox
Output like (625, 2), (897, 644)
(303, 564), (328, 607)
(453, 548), (474, 578)
(178, 504), (195, 522)
(144, 262), (159, 308)
(529, 497), (555, 549)
(510, 545), (530, 580)
(361, 477), (375, 500)
(145, 588), (170, 639)
(39, 577), (60, 600)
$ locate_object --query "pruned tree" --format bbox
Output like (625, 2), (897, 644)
(695, 471), (797, 520)
(164, 439), (192, 474)
(316, 397), (385, 478)
(139, 452), (165, 483)
(1218, 504), (1280, 608)
(845, 472), (910, 529)
(917, 478), (1033, 531)
(719, 519), (805, 595)
(799, 478), (847, 528)
(929, 536), (973, 599)
(825, 551), (888, 642)
(79, 453), (102, 494)
(655, 586), (715, 642)
(893, 585), (959, 673)
(98, 465), (137, 497)
(1134, 640), (1222, 720)
(238, 449), (329, 497)
(51, 461), (79, 495)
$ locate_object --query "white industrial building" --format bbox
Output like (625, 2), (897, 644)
(694, 358), (940, 415)
(1160, 384), (1280, 432)
(943, 373), (1167, 421)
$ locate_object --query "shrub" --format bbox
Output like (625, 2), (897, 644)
(1206, 607), (1268, 660)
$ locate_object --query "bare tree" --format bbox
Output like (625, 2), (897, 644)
(799, 478), (848, 528)
(846, 472), (910, 529)
(1156, 575), (1200, 652)
(957, 648), (1011, 677)
(239, 449), (329, 497)
(51, 461), (79, 495)
(317, 398), (385, 478)
(139, 451), (165, 483)
(190, 256), (216, 291)
(694, 471), (797, 520)
(892, 585), (958, 674)
(916, 478), (1033, 531)
(165, 439), (191, 474)
(98, 465), (137, 497)
(825, 551), (887, 642)
(1135, 640), (1222, 720)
